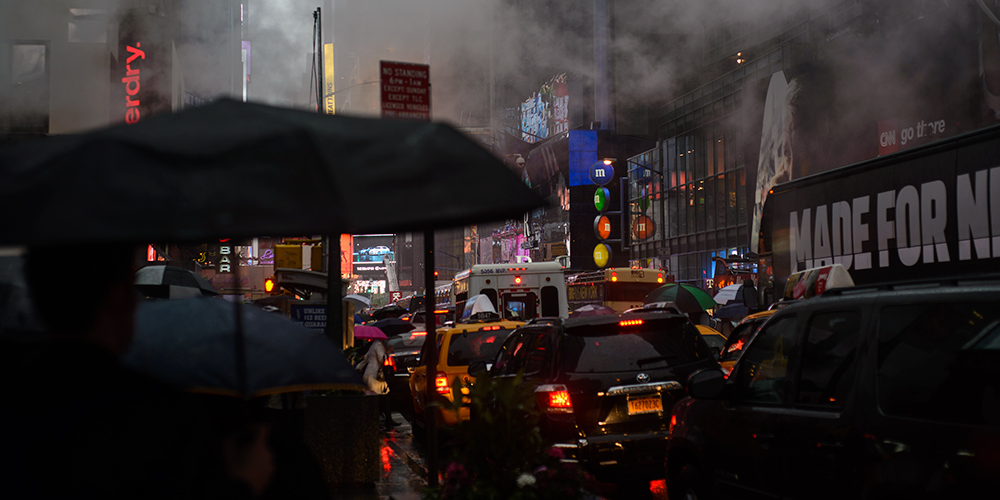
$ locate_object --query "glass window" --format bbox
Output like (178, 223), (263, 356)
(727, 173), (737, 227)
(502, 292), (536, 321)
(679, 184), (688, 235)
(669, 189), (678, 238)
(492, 330), (528, 376)
(3, 43), (49, 133)
(523, 330), (554, 375)
(706, 177), (716, 231)
(717, 174), (727, 230)
(795, 311), (861, 408)
(561, 317), (712, 373)
(540, 286), (560, 318)
(706, 131), (715, 177)
(733, 315), (797, 404)
(480, 288), (498, 312)
(696, 180), (706, 233)
(447, 329), (515, 366)
(738, 169), (747, 226)
(720, 319), (765, 364)
(666, 139), (676, 188)
(878, 303), (1000, 427)
(687, 183), (696, 235)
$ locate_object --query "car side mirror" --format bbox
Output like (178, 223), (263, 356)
(712, 348), (721, 360)
(687, 368), (727, 399)
(468, 360), (488, 377)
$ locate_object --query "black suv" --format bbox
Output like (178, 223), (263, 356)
(479, 310), (718, 482)
(667, 279), (1000, 500)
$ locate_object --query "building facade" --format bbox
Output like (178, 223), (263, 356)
(628, 0), (999, 293)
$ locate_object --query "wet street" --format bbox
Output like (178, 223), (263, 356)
(343, 412), (670, 500)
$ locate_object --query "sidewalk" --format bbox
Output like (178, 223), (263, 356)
(329, 411), (427, 500)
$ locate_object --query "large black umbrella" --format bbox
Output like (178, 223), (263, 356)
(122, 297), (364, 397)
(0, 98), (546, 245)
(134, 264), (219, 299)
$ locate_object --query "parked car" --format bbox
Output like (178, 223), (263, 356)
(667, 278), (1000, 500)
(475, 310), (718, 482)
(409, 295), (522, 429)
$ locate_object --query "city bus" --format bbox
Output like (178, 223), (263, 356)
(451, 261), (568, 320)
(566, 267), (667, 313)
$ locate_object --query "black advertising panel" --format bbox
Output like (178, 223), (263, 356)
(765, 126), (1000, 293)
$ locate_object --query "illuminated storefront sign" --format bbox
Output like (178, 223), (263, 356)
(122, 42), (145, 124)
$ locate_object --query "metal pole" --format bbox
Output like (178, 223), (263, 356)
(325, 235), (342, 343)
(423, 229), (439, 486)
(316, 7), (323, 111)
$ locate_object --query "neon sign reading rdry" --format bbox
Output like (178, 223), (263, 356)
(122, 43), (145, 124)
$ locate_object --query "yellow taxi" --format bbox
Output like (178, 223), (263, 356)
(717, 309), (776, 374)
(696, 324), (727, 354)
(409, 295), (523, 427)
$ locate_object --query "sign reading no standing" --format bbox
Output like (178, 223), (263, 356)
(380, 60), (430, 122)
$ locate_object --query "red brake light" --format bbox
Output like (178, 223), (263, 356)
(383, 356), (396, 369)
(435, 372), (450, 395)
(479, 325), (501, 331)
(535, 384), (573, 413)
(410, 331), (427, 337)
(619, 319), (644, 327)
(549, 391), (572, 408)
(611, 271), (618, 282)
(657, 272), (664, 283)
(514, 276), (522, 285)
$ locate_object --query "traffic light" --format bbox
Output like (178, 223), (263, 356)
(264, 276), (277, 294)
(591, 159), (616, 268)
(274, 244), (303, 269)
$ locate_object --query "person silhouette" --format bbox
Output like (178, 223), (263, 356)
(2, 244), (274, 499)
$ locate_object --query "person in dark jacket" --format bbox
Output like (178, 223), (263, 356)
(1, 244), (274, 499)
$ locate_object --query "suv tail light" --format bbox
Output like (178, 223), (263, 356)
(535, 384), (573, 414)
(383, 356), (396, 370)
(435, 372), (450, 395)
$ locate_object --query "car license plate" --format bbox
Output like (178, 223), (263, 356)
(627, 395), (662, 415)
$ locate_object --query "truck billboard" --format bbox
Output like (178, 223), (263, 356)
(760, 125), (1000, 298)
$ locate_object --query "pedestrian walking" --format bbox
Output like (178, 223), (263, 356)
(355, 338), (400, 427)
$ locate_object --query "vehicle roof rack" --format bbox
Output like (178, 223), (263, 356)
(821, 274), (1000, 296)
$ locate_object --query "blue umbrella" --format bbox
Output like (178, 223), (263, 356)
(714, 301), (749, 320)
(123, 297), (364, 398)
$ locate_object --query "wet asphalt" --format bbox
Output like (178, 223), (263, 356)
(328, 412), (669, 500)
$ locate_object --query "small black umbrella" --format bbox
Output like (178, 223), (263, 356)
(371, 317), (416, 336)
(123, 297), (364, 397)
(372, 304), (408, 320)
(134, 265), (218, 299)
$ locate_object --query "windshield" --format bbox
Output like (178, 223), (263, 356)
(447, 329), (516, 366)
(386, 333), (426, 352)
(561, 317), (712, 373)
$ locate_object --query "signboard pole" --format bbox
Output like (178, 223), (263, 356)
(423, 230), (439, 487)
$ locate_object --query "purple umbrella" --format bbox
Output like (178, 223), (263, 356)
(353, 325), (388, 340)
(569, 304), (618, 318)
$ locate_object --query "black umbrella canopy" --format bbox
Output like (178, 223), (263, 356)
(134, 264), (219, 299)
(0, 98), (546, 246)
(123, 297), (364, 397)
